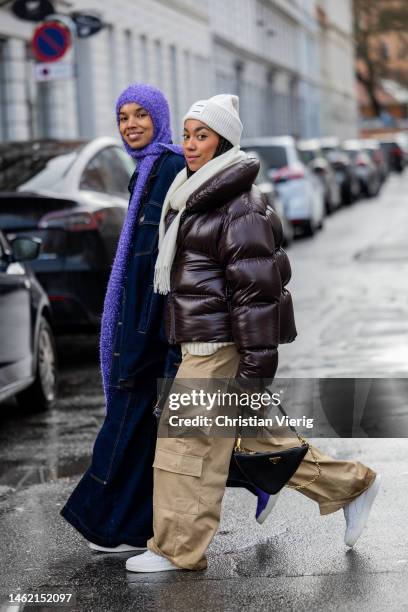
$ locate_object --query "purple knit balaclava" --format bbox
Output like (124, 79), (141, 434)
(100, 83), (182, 405)
(115, 83), (181, 160)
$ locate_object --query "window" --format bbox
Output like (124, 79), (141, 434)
(0, 141), (84, 191)
(297, 148), (315, 164)
(169, 45), (179, 126)
(154, 40), (163, 85)
(108, 26), (118, 104)
(125, 30), (135, 83)
(0, 39), (8, 141)
(246, 146), (288, 169)
(140, 35), (149, 82)
(80, 147), (135, 197)
(380, 40), (390, 61)
(0, 232), (5, 260)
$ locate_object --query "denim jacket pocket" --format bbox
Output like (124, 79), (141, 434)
(133, 200), (162, 256)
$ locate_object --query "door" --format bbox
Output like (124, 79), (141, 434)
(0, 232), (32, 395)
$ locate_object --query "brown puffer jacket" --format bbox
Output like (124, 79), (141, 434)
(164, 156), (297, 380)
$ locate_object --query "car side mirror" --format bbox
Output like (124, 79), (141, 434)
(10, 236), (42, 261)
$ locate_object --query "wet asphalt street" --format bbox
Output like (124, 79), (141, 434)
(1, 172), (408, 611)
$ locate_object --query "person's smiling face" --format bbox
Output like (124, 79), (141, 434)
(183, 119), (220, 171)
(118, 103), (154, 149)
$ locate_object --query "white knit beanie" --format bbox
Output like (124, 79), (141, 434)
(183, 94), (243, 146)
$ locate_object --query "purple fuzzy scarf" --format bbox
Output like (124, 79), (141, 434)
(100, 83), (182, 405)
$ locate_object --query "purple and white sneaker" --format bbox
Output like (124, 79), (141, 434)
(255, 487), (280, 524)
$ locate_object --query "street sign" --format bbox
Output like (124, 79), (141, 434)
(71, 12), (104, 38)
(12, 0), (54, 21)
(34, 62), (74, 81)
(31, 21), (71, 62)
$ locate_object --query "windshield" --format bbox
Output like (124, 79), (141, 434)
(243, 146), (288, 169)
(0, 141), (86, 192)
(321, 146), (336, 159)
(379, 142), (398, 152)
(363, 148), (375, 160)
(298, 149), (315, 164)
(344, 149), (360, 160)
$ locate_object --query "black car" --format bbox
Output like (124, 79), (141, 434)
(319, 137), (361, 205)
(361, 139), (389, 184)
(0, 230), (57, 411)
(342, 140), (381, 198)
(0, 138), (135, 331)
(378, 137), (406, 173)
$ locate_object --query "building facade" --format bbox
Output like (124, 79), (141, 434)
(209, 0), (358, 139)
(0, 0), (358, 143)
(0, 0), (213, 142)
(316, 0), (358, 138)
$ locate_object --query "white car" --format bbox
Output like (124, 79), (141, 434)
(297, 138), (341, 214)
(242, 136), (325, 236)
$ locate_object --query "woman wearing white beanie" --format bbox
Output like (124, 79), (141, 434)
(126, 94), (379, 573)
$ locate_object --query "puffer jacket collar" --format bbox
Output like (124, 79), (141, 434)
(185, 156), (260, 214)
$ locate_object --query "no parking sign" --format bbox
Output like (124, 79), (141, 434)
(31, 21), (72, 62)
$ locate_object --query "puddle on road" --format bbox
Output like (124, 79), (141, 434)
(0, 333), (106, 496)
(0, 454), (92, 492)
(0, 391), (105, 494)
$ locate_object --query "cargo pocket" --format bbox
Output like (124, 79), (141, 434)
(152, 448), (203, 515)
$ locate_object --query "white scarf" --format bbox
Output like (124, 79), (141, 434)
(153, 145), (247, 295)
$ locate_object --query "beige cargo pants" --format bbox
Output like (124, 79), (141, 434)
(147, 345), (376, 570)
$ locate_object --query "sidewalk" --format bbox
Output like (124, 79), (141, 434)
(1, 438), (407, 612)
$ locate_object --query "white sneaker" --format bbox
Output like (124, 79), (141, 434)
(126, 550), (181, 573)
(88, 541), (146, 553)
(343, 474), (381, 547)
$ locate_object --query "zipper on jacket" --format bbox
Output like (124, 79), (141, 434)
(226, 285), (232, 313)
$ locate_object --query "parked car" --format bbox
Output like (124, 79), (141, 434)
(0, 138), (135, 331)
(297, 138), (341, 214)
(0, 229), (57, 411)
(244, 150), (294, 246)
(378, 136), (406, 173)
(241, 136), (325, 236)
(360, 139), (388, 183)
(319, 137), (361, 205)
(342, 139), (381, 197)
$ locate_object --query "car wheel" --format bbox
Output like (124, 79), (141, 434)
(304, 219), (316, 236)
(325, 199), (333, 215)
(368, 182), (379, 198)
(342, 186), (353, 205)
(16, 316), (58, 412)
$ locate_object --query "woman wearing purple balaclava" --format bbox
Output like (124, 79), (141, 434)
(61, 84), (269, 552)
(60, 84), (261, 552)
(60, 84), (186, 551)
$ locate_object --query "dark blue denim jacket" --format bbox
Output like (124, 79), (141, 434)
(109, 151), (185, 390)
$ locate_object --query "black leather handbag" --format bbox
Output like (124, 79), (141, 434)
(229, 400), (321, 495)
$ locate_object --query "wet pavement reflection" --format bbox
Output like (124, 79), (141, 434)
(0, 334), (104, 494)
